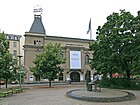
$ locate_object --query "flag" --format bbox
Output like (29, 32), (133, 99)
(87, 18), (91, 34)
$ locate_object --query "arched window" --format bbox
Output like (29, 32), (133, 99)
(85, 55), (89, 64)
(6, 35), (9, 39)
(34, 40), (36, 45)
(8, 36), (11, 39)
(14, 36), (17, 40)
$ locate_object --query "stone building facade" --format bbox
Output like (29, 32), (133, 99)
(6, 34), (22, 57)
(24, 14), (94, 82)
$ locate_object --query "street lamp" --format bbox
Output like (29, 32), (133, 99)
(17, 55), (23, 88)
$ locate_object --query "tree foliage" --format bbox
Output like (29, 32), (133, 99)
(31, 43), (65, 87)
(90, 10), (140, 79)
(0, 32), (18, 88)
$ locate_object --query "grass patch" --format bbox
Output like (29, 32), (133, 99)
(0, 87), (24, 97)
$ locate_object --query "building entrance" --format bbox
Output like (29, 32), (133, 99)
(70, 72), (80, 82)
(59, 73), (63, 81)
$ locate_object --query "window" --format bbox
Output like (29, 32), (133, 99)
(7, 36), (11, 40)
(34, 40), (36, 45)
(6, 35), (9, 39)
(34, 40), (41, 45)
(39, 40), (41, 44)
(13, 42), (17, 48)
(85, 55), (89, 64)
(13, 50), (17, 56)
(14, 36), (18, 40)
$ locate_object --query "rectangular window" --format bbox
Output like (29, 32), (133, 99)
(13, 42), (17, 48)
(85, 55), (89, 64)
(13, 50), (17, 56)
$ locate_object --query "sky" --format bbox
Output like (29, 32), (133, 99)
(0, 0), (140, 40)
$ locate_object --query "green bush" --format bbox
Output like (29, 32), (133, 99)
(100, 78), (140, 90)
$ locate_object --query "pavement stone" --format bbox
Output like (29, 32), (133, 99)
(0, 84), (140, 105)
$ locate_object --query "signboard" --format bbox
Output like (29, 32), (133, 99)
(34, 5), (43, 15)
(70, 51), (81, 69)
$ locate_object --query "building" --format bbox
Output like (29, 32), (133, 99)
(6, 34), (22, 57)
(24, 12), (94, 82)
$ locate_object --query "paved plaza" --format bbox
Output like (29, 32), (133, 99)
(0, 84), (140, 105)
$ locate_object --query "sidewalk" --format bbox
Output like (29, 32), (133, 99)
(0, 84), (140, 105)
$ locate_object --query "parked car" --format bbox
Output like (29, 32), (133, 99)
(11, 81), (18, 84)
(0, 80), (5, 85)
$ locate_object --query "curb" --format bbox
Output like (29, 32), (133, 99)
(66, 89), (135, 102)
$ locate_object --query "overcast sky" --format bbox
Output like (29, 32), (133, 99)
(0, 0), (140, 40)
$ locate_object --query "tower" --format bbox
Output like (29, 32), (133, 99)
(24, 5), (45, 82)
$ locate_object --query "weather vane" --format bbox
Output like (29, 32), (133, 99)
(33, 5), (43, 15)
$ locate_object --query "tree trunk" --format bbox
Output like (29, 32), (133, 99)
(109, 72), (112, 78)
(5, 78), (8, 88)
(124, 61), (131, 80)
(126, 70), (131, 80)
(102, 73), (107, 79)
(0, 79), (1, 89)
(49, 80), (51, 87)
(35, 75), (40, 81)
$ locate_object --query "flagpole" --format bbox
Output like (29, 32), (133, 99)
(90, 28), (92, 40)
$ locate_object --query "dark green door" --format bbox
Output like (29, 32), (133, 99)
(70, 72), (80, 82)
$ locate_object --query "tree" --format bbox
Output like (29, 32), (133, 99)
(31, 43), (65, 87)
(130, 11), (140, 75)
(11, 65), (26, 84)
(0, 32), (18, 88)
(90, 10), (140, 80)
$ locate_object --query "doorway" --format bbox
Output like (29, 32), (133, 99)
(70, 72), (80, 82)
(59, 73), (63, 81)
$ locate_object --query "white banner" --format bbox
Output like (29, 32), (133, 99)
(70, 51), (81, 69)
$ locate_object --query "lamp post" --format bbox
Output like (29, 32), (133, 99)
(17, 55), (23, 88)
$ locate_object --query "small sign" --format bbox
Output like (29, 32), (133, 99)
(34, 5), (43, 15)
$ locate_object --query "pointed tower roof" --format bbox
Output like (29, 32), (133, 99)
(29, 15), (46, 34)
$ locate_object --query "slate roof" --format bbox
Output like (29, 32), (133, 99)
(29, 15), (46, 34)
(6, 34), (22, 41)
